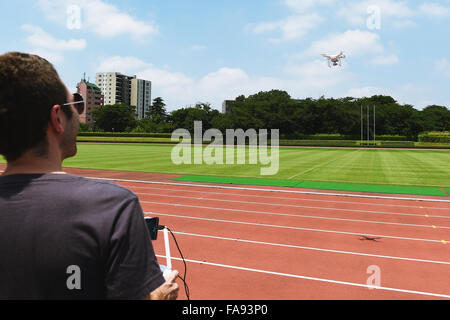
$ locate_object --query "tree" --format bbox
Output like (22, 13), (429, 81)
(78, 122), (92, 132)
(146, 97), (167, 123)
(420, 105), (450, 132)
(87, 90), (448, 139)
(92, 104), (137, 132)
(169, 102), (220, 134)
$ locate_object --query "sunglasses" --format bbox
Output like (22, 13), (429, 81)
(62, 93), (85, 115)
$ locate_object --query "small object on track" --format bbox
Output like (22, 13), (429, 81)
(359, 235), (382, 242)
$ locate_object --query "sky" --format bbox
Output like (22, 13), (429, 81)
(1, 0), (449, 111)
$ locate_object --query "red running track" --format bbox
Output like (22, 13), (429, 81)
(2, 165), (449, 299)
(112, 179), (450, 300)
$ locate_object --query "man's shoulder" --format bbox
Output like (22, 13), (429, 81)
(0, 173), (138, 202)
(64, 174), (138, 200)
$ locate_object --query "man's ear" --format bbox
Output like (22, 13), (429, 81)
(48, 105), (65, 134)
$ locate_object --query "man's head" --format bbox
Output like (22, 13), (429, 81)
(0, 52), (81, 162)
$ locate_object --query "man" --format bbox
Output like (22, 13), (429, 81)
(0, 52), (179, 300)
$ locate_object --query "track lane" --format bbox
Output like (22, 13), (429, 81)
(142, 202), (450, 244)
(136, 194), (450, 230)
(145, 211), (450, 267)
(124, 183), (450, 213)
(133, 190), (450, 220)
(157, 257), (444, 300)
(152, 234), (450, 299)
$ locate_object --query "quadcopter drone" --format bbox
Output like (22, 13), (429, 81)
(321, 51), (346, 67)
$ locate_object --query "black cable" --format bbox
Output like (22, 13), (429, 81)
(167, 227), (190, 301)
(159, 226), (190, 300)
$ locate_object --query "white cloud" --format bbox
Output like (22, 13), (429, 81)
(138, 67), (194, 88)
(371, 54), (399, 65)
(434, 58), (450, 77)
(97, 56), (151, 73)
(95, 56), (193, 89)
(284, 0), (336, 12)
(249, 0), (331, 42)
(21, 24), (86, 64)
(346, 86), (389, 98)
(281, 59), (355, 100)
(419, 3), (450, 17)
(391, 19), (417, 29)
(22, 24), (86, 51)
(419, 3), (450, 16)
(394, 83), (438, 109)
(38, 0), (158, 39)
(338, 0), (415, 28)
(346, 83), (442, 110)
(338, 1), (450, 28)
(191, 45), (207, 51)
(250, 13), (323, 42)
(300, 29), (384, 58)
(199, 68), (249, 90)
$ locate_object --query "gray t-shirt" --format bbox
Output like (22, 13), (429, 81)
(0, 173), (165, 300)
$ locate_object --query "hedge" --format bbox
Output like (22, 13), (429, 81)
(78, 132), (173, 138)
(79, 132), (410, 142)
(418, 132), (450, 143)
(380, 141), (415, 148)
(277, 140), (359, 147)
(279, 133), (409, 141)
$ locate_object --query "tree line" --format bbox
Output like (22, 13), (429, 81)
(83, 90), (450, 140)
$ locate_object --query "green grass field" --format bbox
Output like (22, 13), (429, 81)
(2, 144), (449, 194)
(65, 144), (449, 187)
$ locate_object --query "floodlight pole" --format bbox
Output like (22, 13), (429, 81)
(367, 105), (370, 146)
(361, 104), (364, 146)
(374, 105), (376, 146)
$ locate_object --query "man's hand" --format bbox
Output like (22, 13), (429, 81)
(148, 270), (180, 300)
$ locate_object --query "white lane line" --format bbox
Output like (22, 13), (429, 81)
(135, 191), (450, 219)
(146, 212), (447, 244)
(167, 231), (450, 265)
(87, 176), (450, 203)
(154, 255), (450, 299)
(126, 184), (450, 211)
(141, 200), (450, 230)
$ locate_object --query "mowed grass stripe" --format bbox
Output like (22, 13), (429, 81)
(172, 175), (446, 196)
(287, 149), (362, 180)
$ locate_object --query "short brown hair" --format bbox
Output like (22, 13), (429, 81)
(0, 52), (71, 161)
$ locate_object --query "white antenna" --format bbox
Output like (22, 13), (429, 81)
(162, 227), (172, 274)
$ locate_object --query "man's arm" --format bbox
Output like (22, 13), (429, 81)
(104, 194), (168, 299)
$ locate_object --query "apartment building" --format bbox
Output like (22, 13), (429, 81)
(222, 100), (234, 114)
(76, 79), (104, 124)
(131, 78), (152, 120)
(96, 72), (152, 120)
